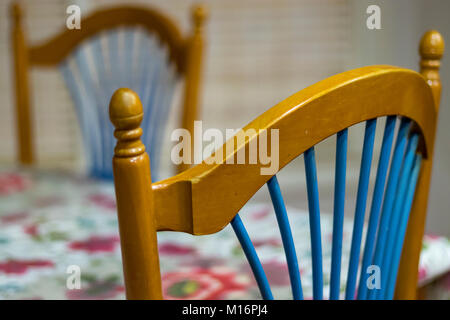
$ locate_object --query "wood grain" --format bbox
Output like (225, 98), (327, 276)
(152, 66), (436, 236)
(28, 6), (185, 72)
(11, 3), (33, 164)
(110, 88), (162, 299)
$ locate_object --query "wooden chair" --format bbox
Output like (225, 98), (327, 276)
(109, 30), (444, 299)
(11, 2), (206, 179)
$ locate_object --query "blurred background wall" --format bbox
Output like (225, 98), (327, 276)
(0, 0), (448, 237)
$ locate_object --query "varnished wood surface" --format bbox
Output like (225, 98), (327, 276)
(28, 5), (186, 72)
(110, 89), (162, 299)
(151, 66), (436, 236)
(11, 3), (33, 164)
(395, 30), (444, 300)
(110, 63), (440, 299)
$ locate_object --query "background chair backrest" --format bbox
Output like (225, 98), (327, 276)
(109, 30), (443, 300)
(11, 3), (206, 179)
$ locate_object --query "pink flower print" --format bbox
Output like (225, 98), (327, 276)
(159, 243), (196, 256)
(0, 259), (54, 274)
(252, 238), (282, 248)
(418, 267), (427, 281)
(162, 267), (250, 300)
(0, 211), (29, 224)
(88, 194), (116, 211)
(24, 224), (39, 237)
(0, 173), (30, 196)
(250, 206), (272, 220)
(68, 235), (120, 254)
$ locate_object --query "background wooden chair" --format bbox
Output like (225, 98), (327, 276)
(109, 30), (443, 300)
(11, 2), (206, 179)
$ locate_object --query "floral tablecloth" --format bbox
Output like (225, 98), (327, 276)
(0, 168), (449, 300)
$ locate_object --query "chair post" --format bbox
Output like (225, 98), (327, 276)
(395, 30), (444, 300)
(178, 4), (207, 173)
(11, 2), (33, 165)
(110, 88), (163, 300)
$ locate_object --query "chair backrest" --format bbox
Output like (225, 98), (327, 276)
(109, 31), (444, 300)
(11, 3), (206, 179)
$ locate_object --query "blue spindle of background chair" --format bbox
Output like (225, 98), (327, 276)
(147, 50), (177, 177)
(90, 35), (111, 170)
(60, 61), (98, 172)
(123, 29), (136, 88)
(60, 28), (178, 181)
(89, 34), (112, 173)
(345, 118), (377, 299)
(330, 129), (348, 300)
(74, 45), (112, 178)
(357, 115), (396, 299)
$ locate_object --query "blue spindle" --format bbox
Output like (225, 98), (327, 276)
(74, 44), (112, 178)
(143, 45), (164, 142)
(358, 116), (396, 299)
(378, 134), (419, 299)
(267, 176), (303, 300)
(90, 36), (107, 87)
(60, 61), (97, 172)
(304, 147), (323, 300)
(140, 38), (164, 177)
(88, 36), (114, 178)
(145, 48), (167, 179)
(90, 35), (109, 111)
(61, 54), (104, 177)
(136, 35), (155, 102)
(136, 36), (155, 137)
(385, 154), (422, 299)
(130, 29), (146, 91)
(105, 30), (123, 175)
(368, 118), (411, 300)
(107, 30), (120, 83)
(147, 46), (171, 150)
(122, 29), (136, 88)
(345, 119), (377, 299)
(231, 214), (274, 300)
(150, 64), (177, 180)
(330, 129), (348, 300)
(60, 28), (177, 181)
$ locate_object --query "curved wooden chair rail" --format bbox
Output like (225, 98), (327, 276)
(110, 31), (444, 300)
(152, 66), (436, 235)
(11, 2), (206, 174)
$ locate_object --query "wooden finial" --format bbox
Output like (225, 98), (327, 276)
(419, 30), (445, 108)
(110, 88), (162, 299)
(191, 4), (207, 34)
(109, 88), (145, 158)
